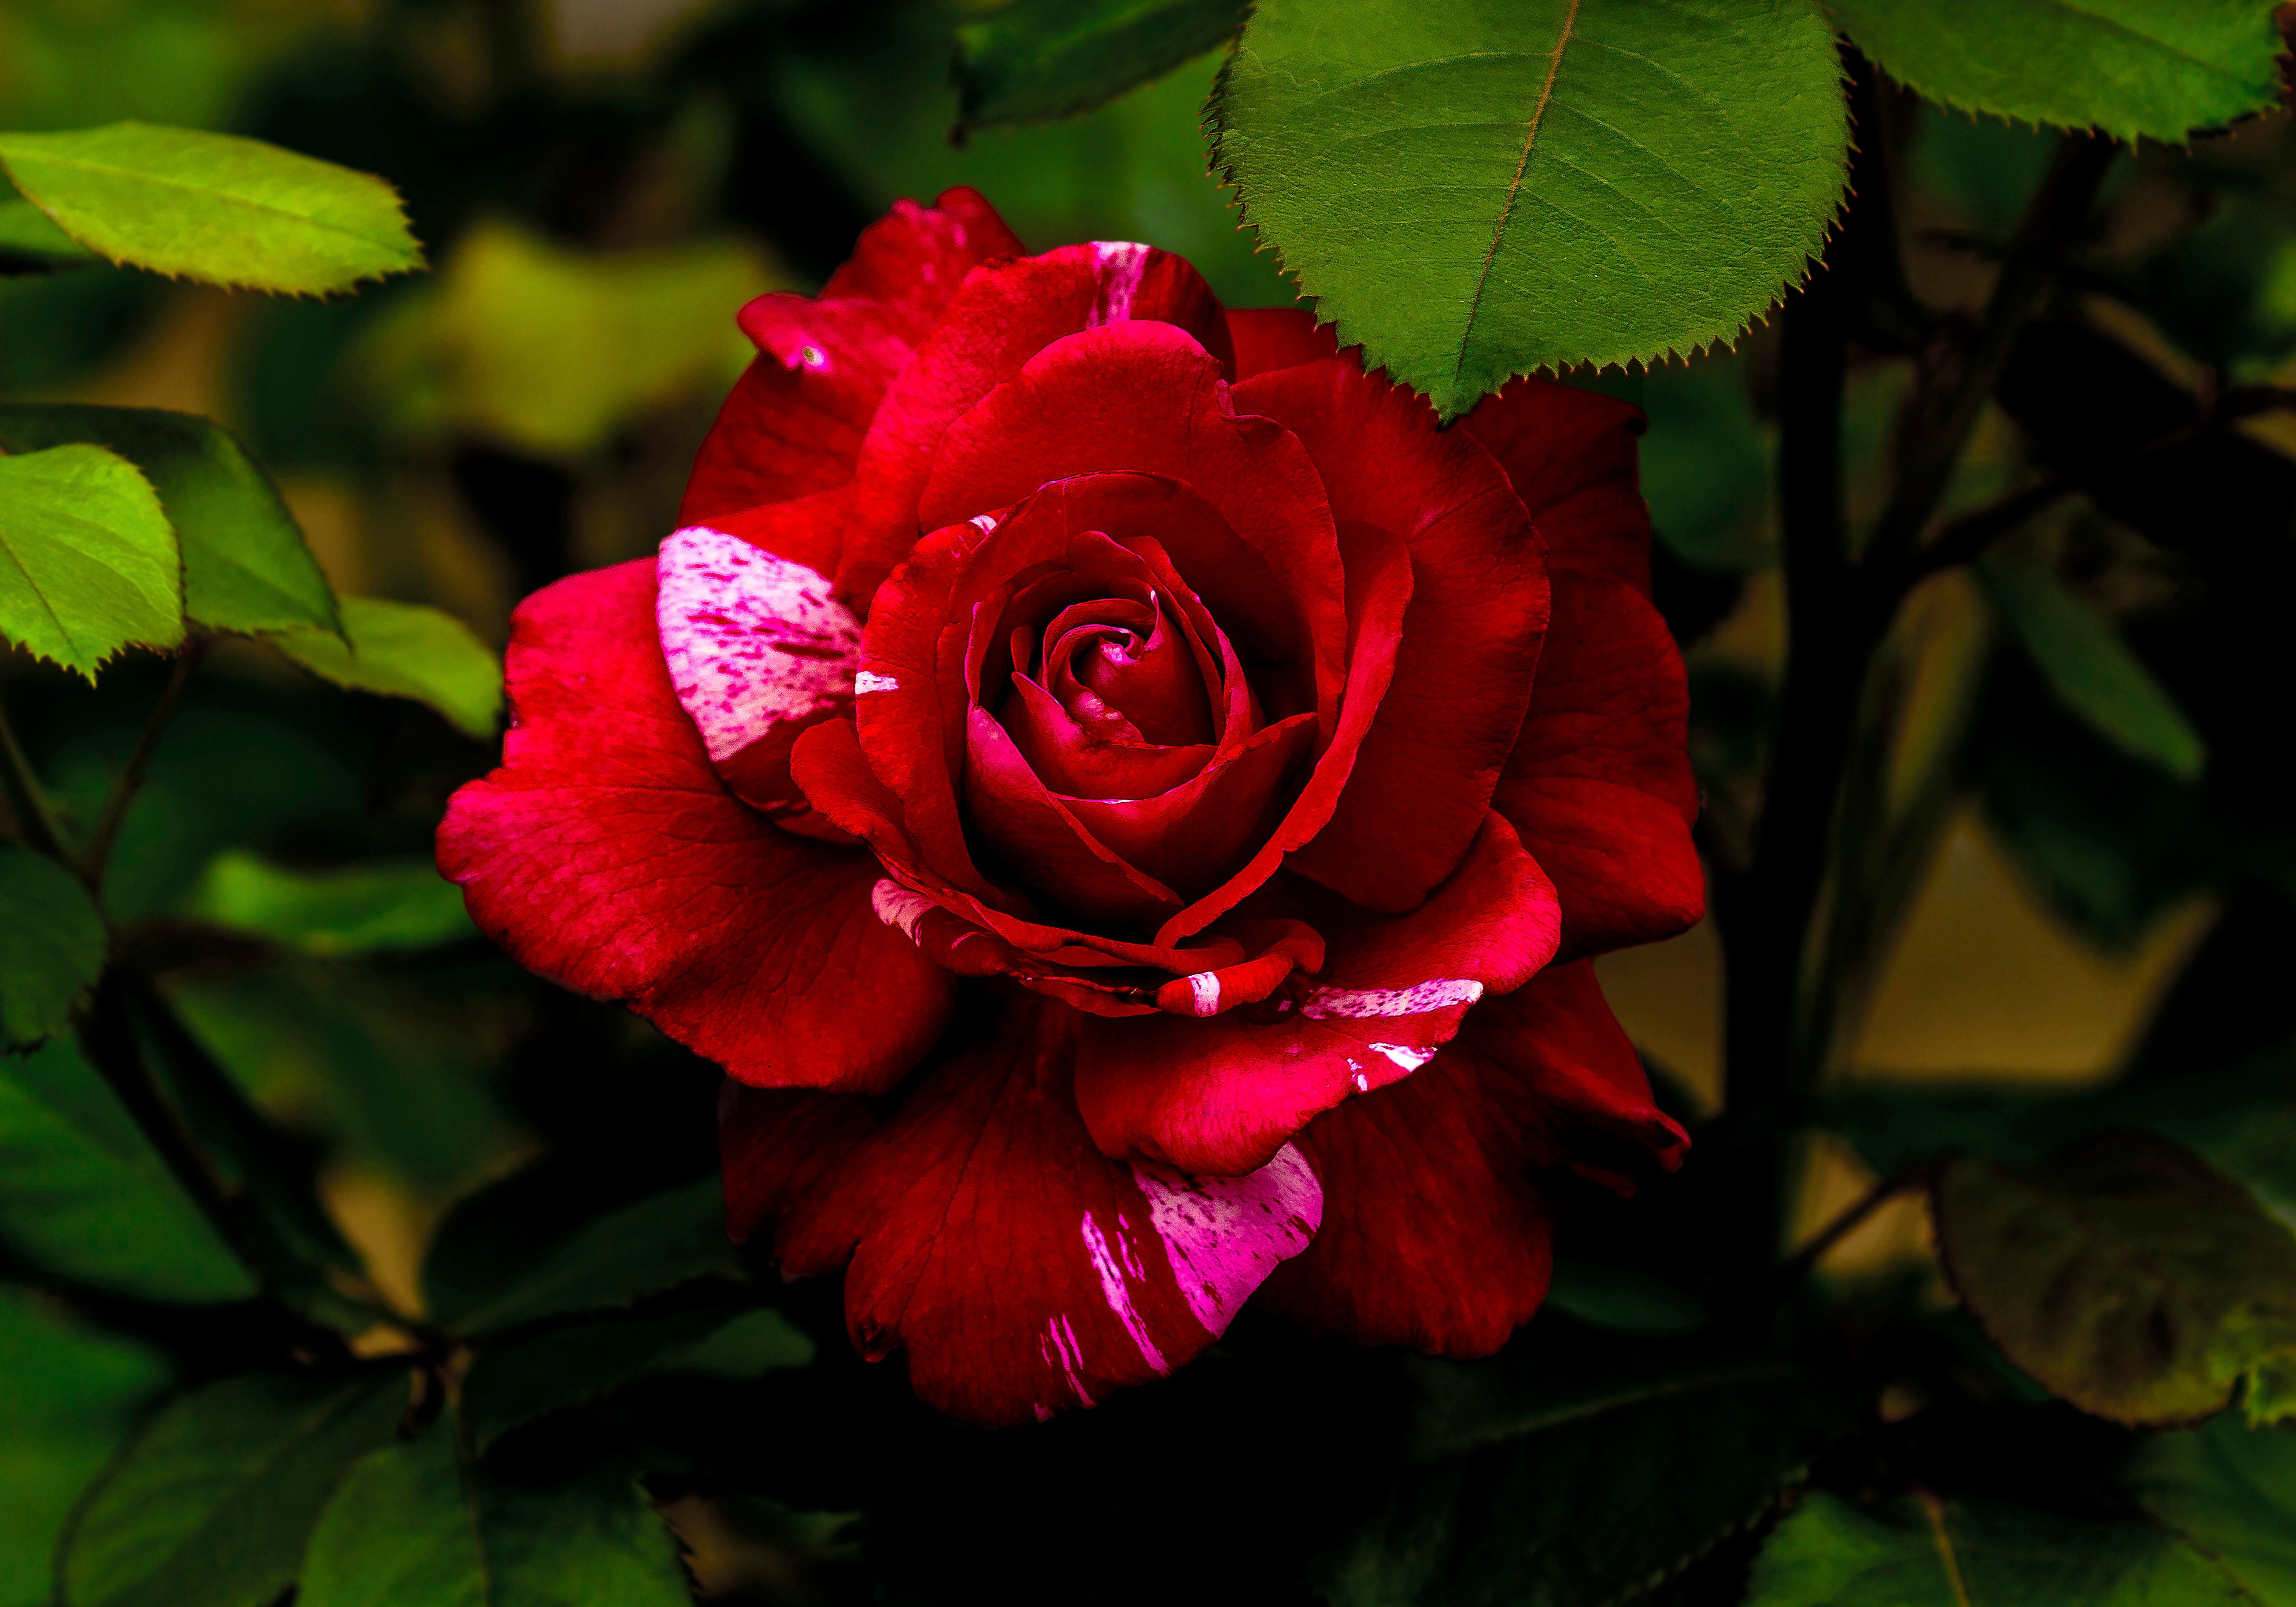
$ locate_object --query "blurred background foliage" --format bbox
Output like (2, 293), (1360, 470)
(4, 0), (2296, 1602)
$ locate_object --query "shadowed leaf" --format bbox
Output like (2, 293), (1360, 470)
(0, 845), (104, 1048)
(1934, 1132), (2296, 1426)
(954, 0), (1248, 129)
(0, 405), (339, 637)
(1827, 0), (2285, 144)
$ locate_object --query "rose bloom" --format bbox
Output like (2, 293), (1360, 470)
(438, 189), (1701, 1426)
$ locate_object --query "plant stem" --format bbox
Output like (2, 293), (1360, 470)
(1865, 133), (2117, 574)
(1771, 1164), (1933, 1299)
(1716, 129), (2115, 1278)
(0, 692), (69, 863)
(82, 642), (201, 889)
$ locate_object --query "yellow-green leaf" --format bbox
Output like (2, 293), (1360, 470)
(0, 123), (421, 296)
(0, 442), (183, 678)
(267, 598), (502, 739)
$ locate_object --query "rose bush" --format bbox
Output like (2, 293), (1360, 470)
(437, 189), (1704, 1426)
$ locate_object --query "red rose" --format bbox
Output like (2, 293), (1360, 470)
(437, 189), (1702, 1426)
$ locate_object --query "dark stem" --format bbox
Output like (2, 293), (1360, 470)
(1715, 124), (2116, 1278)
(1864, 133), (2117, 574)
(0, 692), (69, 862)
(82, 641), (201, 889)
(1771, 1163), (1934, 1299)
(75, 972), (255, 1274)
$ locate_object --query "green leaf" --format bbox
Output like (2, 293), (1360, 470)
(181, 852), (471, 956)
(465, 1300), (812, 1448)
(2126, 1416), (2296, 1603)
(1325, 1326), (1853, 1606)
(451, 1177), (743, 1337)
(0, 1290), (166, 1607)
(0, 443), (182, 679)
(1980, 557), (2205, 782)
(267, 598), (502, 739)
(1209, 0), (1852, 419)
(953, 0), (1249, 129)
(1826, 0), (2285, 144)
(0, 1039), (252, 1303)
(1746, 1489), (2252, 1605)
(59, 1370), (407, 1607)
(0, 405), (340, 637)
(0, 123), (421, 296)
(1933, 1132), (2296, 1426)
(1543, 1257), (1709, 1335)
(299, 1424), (691, 1607)
(0, 845), (104, 1049)
(0, 194), (95, 269)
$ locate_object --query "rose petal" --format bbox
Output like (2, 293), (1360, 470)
(837, 243), (1236, 605)
(1459, 374), (1652, 594)
(1073, 812), (1561, 1174)
(917, 323), (1346, 738)
(1497, 570), (1703, 959)
(1258, 959), (1682, 1352)
(436, 559), (954, 1092)
(1225, 307), (1340, 381)
(1235, 358), (1548, 912)
(683, 188), (1022, 523)
(744, 990), (1321, 1426)
(657, 524), (860, 826)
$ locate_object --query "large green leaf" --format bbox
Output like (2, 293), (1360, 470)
(1980, 557), (2204, 782)
(2126, 1417), (2296, 1604)
(267, 598), (502, 739)
(465, 1301), (812, 1448)
(1325, 1327), (1852, 1605)
(59, 1370), (407, 1607)
(0, 845), (104, 1049)
(1746, 1489), (2251, 1604)
(452, 1177), (742, 1337)
(298, 1424), (690, 1607)
(0, 1039), (251, 1303)
(181, 852), (471, 956)
(0, 405), (339, 637)
(0, 443), (182, 678)
(0, 124), (421, 296)
(1210, 0), (1852, 418)
(1933, 1132), (2296, 1426)
(1826, 1), (2284, 144)
(0, 1291), (166, 1607)
(954, 0), (1249, 128)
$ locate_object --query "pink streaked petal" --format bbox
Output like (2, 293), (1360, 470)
(657, 525), (859, 763)
(753, 989), (1319, 1426)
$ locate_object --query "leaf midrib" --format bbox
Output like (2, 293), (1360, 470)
(1451, 0), (1582, 400)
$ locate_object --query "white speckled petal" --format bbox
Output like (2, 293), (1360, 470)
(657, 525), (860, 762)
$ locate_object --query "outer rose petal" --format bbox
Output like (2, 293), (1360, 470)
(836, 241), (1237, 606)
(1233, 358), (1548, 912)
(1258, 960), (1682, 1353)
(1459, 374), (1653, 594)
(738, 990), (1322, 1426)
(1073, 812), (1561, 1175)
(682, 188), (1021, 525)
(436, 559), (954, 1092)
(1225, 307), (1339, 380)
(1497, 570), (1703, 959)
